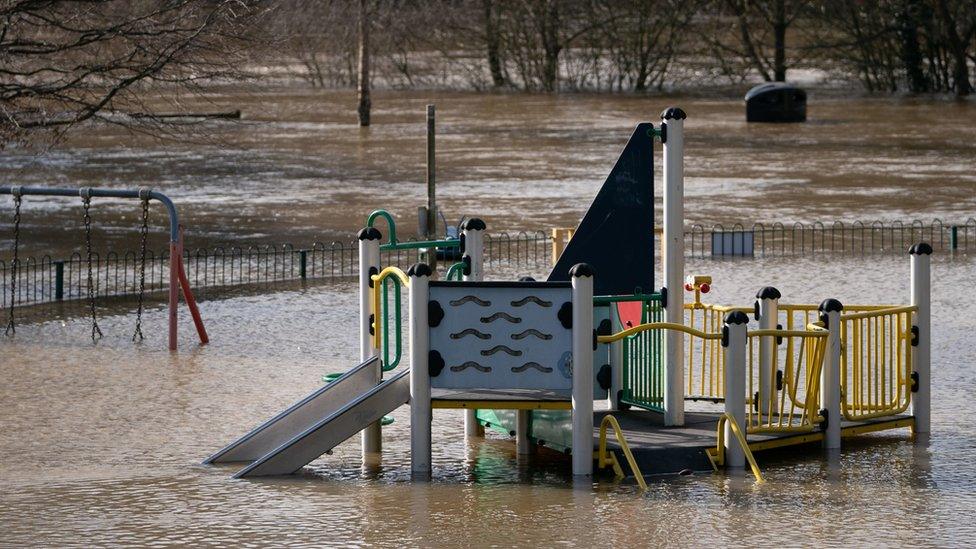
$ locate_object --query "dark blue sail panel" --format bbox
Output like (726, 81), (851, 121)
(548, 123), (654, 296)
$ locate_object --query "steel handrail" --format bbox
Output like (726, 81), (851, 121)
(596, 415), (648, 490)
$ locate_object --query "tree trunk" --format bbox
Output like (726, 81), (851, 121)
(773, 0), (787, 81)
(729, 0), (772, 81)
(935, 0), (972, 96)
(540, 0), (561, 92)
(899, 0), (930, 93)
(357, 0), (371, 126)
(484, 0), (506, 87)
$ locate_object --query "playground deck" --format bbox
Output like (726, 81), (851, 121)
(593, 410), (915, 476)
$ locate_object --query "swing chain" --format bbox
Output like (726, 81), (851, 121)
(82, 192), (102, 342)
(4, 189), (22, 336)
(132, 197), (150, 341)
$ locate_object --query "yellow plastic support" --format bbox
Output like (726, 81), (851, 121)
(596, 415), (648, 490)
(706, 413), (765, 483)
(370, 267), (410, 349)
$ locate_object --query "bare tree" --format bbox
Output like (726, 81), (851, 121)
(702, 0), (807, 82)
(0, 0), (266, 145)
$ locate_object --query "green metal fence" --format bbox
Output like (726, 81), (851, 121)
(620, 295), (665, 412)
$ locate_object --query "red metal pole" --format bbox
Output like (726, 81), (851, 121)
(169, 241), (179, 351)
(177, 226), (209, 345)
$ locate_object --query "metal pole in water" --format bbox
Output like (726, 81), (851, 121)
(461, 218), (487, 438)
(409, 263), (433, 478)
(819, 298), (844, 450)
(910, 243), (932, 434)
(359, 227), (383, 455)
(425, 104), (438, 272)
(723, 311), (749, 468)
(54, 261), (64, 301)
(571, 263), (595, 477)
(756, 287), (781, 418)
(662, 107), (686, 427)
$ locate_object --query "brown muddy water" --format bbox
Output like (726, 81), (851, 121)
(0, 89), (974, 258)
(2, 254), (975, 546)
(1, 89), (975, 546)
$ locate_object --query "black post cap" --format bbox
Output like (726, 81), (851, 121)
(407, 263), (433, 277)
(519, 276), (537, 282)
(756, 286), (782, 300)
(460, 218), (486, 231)
(819, 298), (844, 313)
(909, 242), (933, 255)
(660, 107), (687, 120)
(724, 310), (749, 325)
(358, 227), (382, 241)
(569, 263), (595, 278)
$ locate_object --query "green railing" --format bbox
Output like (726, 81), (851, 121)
(618, 294), (666, 412)
(380, 275), (403, 371)
(366, 209), (460, 252)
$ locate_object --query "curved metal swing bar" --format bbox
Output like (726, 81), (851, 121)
(1, 186), (180, 243)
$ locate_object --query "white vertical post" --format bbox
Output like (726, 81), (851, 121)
(516, 410), (532, 455)
(570, 264), (595, 476)
(461, 218), (487, 438)
(819, 299), (843, 450)
(608, 305), (624, 410)
(910, 243), (932, 434)
(662, 107), (686, 427)
(358, 227), (382, 455)
(409, 263), (433, 478)
(756, 286), (781, 419)
(723, 311), (748, 469)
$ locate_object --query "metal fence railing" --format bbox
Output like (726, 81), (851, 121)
(0, 231), (552, 310)
(688, 219), (975, 257)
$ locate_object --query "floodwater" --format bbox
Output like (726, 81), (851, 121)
(2, 253), (976, 546)
(1, 89), (976, 546)
(1, 89), (974, 258)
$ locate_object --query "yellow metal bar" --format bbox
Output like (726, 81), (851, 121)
(430, 400), (571, 410)
(596, 415), (648, 490)
(370, 267), (410, 348)
(713, 413), (765, 483)
(841, 417), (915, 436)
(599, 321), (722, 344)
(748, 328), (827, 338)
(746, 431), (824, 452)
(839, 305), (917, 321)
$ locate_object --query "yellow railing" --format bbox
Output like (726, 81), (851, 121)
(839, 305), (916, 421)
(705, 413), (764, 483)
(683, 303), (750, 400)
(598, 321), (723, 344)
(745, 326), (828, 433)
(370, 267), (410, 349)
(595, 415), (648, 490)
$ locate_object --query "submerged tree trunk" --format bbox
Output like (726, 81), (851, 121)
(539, 0), (561, 92)
(357, 0), (371, 126)
(935, 0), (972, 96)
(773, 0), (787, 81)
(899, 0), (930, 93)
(484, 0), (506, 87)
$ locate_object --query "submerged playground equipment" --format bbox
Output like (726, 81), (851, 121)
(207, 107), (932, 483)
(0, 186), (208, 350)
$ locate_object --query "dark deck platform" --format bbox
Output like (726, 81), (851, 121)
(593, 410), (914, 475)
(431, 388), (571, 409)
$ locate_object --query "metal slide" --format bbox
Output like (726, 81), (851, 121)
(234, 368), (411, 478)
(205, 356), (383, 465)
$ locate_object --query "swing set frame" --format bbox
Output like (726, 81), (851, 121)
(1, 185), (208, 351)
